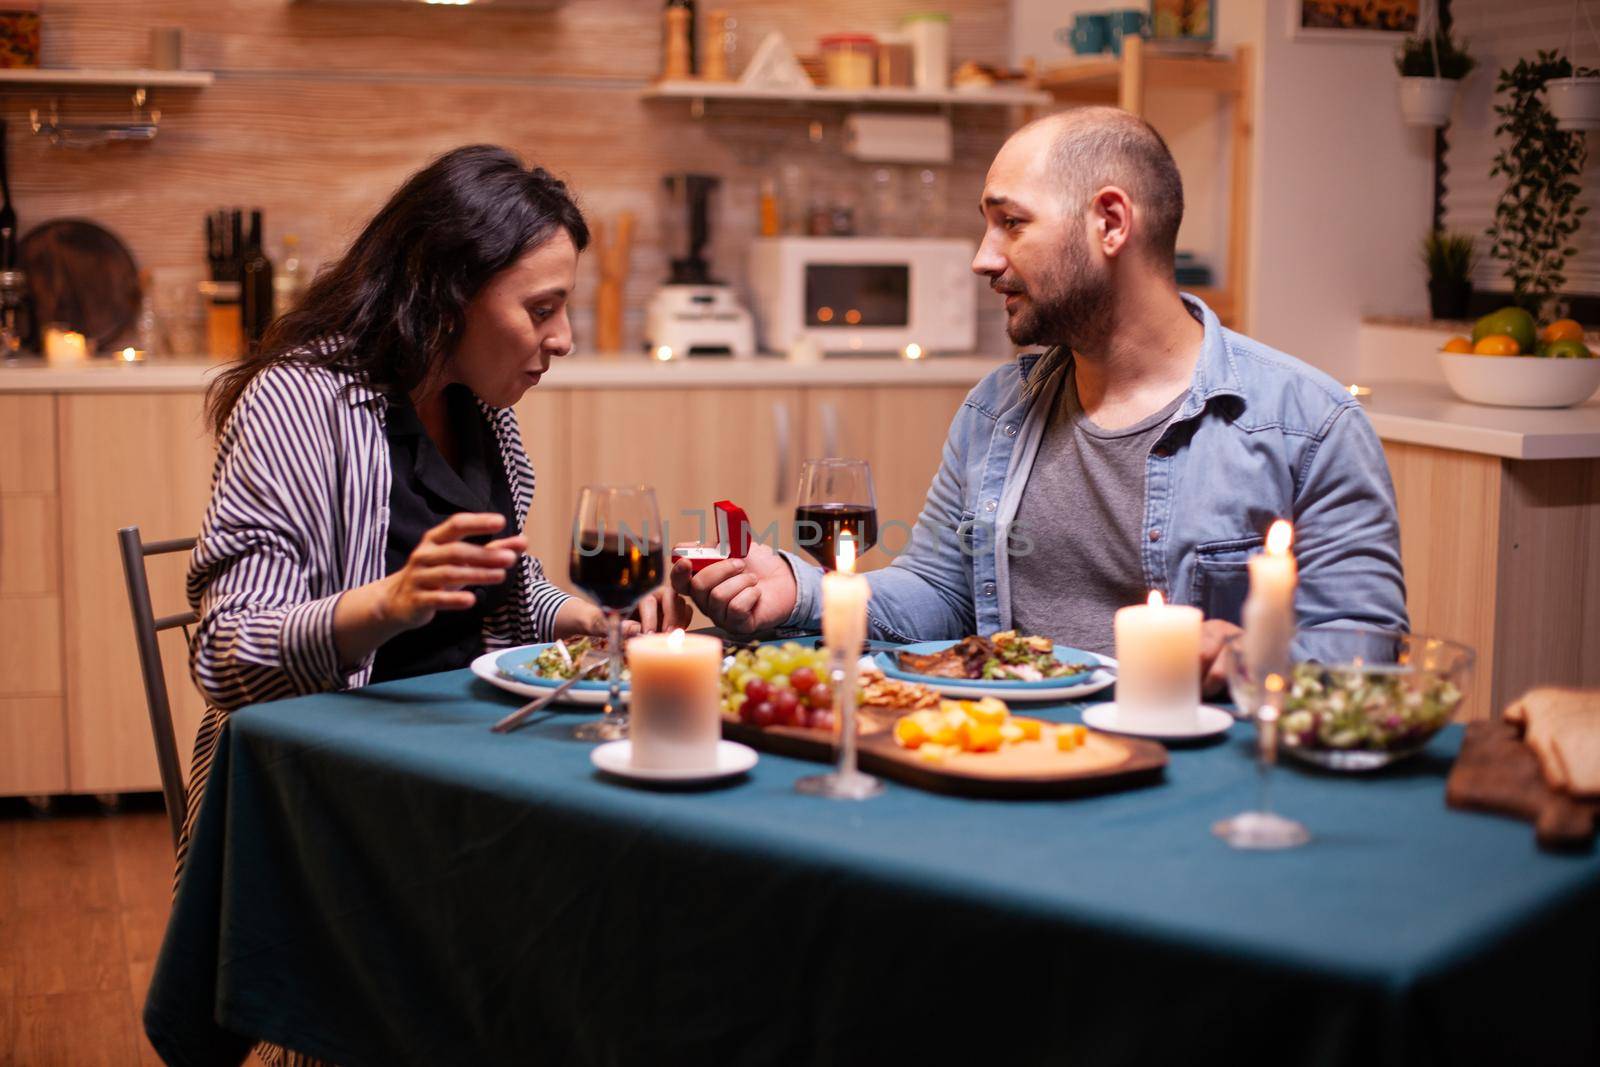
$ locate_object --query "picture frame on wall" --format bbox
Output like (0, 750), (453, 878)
(1149, 1), (1215, 54)
(1291, 0), (1419, 40)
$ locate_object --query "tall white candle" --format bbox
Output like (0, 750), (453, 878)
(1243, 520), (1298, 679)
(626, 628), (722, 770)
(821, 534), (870, 655)
(1114, 590), (1203, 729)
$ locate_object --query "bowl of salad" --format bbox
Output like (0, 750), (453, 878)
(1223, 628), (1474, 771)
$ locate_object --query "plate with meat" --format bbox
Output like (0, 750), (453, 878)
(874, 631), (1116, 702)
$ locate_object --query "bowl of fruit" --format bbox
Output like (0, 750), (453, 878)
(1438, 307), (1600, 408)
(1225, 627), (1474, 772)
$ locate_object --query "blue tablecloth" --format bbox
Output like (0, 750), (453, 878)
(144, 669), (1600, 1066)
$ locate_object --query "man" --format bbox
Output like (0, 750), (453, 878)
(673, 107), (1406, 688)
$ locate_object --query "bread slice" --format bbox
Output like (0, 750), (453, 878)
(1551, 730), (1600, 799)
(1504, 688), (1600, 794)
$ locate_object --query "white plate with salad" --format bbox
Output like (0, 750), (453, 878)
(471, 637), (626, 707)
(873, 632), (1117, 702)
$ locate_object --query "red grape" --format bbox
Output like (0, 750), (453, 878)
(739, 699), (758, 725)
(773, 688), (802, 726)
(744, 678), (772, 704)
(794, 704), (815, 729)
(789, 667), (818, 693)
(812, 710), (835, 733)
(751, 700), (778, 728)
(806, 682), (833, 710)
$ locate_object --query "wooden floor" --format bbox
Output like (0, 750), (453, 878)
(0, 795), (266, 1067)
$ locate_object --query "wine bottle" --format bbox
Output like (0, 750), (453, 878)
(240, 210), (275, 351)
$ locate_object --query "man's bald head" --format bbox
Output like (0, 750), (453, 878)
(1011, 107), (1185, 269)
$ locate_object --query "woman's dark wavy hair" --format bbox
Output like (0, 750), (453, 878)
(206, 144), (589, 436)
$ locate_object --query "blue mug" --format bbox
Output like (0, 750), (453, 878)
(1061, 13), (1111, 56)
(1106, 9), (1149, 56)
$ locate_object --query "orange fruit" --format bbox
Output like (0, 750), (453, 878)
(893, 716), (926, 749)
(1472, 334), (1520, 356)
(1541, 319), (1584, 343)
(1442, 336), (1473, 353)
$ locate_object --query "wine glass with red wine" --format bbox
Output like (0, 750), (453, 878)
(795, 458), (878, 571)
(569, 484), (665, 741)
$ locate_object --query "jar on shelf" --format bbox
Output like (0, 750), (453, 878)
(819, 33), (877, 90)
(902, 12), (951, 91)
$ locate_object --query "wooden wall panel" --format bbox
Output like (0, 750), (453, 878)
(57, 393), (215, 794)
(0, 697), (68, 796)
(1491, 457), (1600, 711)
(1383, 440), (1502, 721)
(7, 0), (1016, 356)
(0, 395), (57, 493)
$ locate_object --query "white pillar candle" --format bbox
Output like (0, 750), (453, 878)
(625, 629), (722, 770)
(1113, 590), (1203, 730)
(44, 327), (89, 365)
(1243, 520), (1298, 680)
(821, 533), (870, 655)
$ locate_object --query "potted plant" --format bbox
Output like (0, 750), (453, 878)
(1485, 51), (1589, 318)
(1547, 0), (1600, 130)
(1421, 230), (1476, 320)
(1396, 30), (1476, 128)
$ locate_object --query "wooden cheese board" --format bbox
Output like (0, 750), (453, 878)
(721, 715), (1168, 800)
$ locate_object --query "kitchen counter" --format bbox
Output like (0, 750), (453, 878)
(0, 355), (1011, 393)
(1363, 380), (1600, 460)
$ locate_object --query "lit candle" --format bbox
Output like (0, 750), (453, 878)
(1113, 590), (1203, 730)
(625, 628), (722, 770)
(44, 327), (88, 365)
(1243, 520), (1297, 679)
(118, 347), (146, 364)
(821, 533), (870, 655)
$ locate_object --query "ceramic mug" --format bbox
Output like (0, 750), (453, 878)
(1106, 9), (1150, 55)
(1060, 13), (1111, 56)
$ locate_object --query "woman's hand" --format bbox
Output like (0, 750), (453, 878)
(555, 585), (696, 639)
(334, 512), (522, 668)
(381, 513), (524, 629)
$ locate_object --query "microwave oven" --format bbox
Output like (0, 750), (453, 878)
(748, 236), (978, 354)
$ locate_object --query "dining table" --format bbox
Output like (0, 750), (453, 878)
(143, 640), (1600, 1067)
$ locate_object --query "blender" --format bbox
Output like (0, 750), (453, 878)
(644, 173), (755, 358)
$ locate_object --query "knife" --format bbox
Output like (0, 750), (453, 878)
(491, 675), (584, 733)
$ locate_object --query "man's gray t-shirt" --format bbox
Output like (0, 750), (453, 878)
(1009, 369), (1187, 655)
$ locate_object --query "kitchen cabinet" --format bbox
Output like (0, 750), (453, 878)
(0, 364), (1000, 797)
(801, 386), (972, 573)
(1384, 440), (1600, 721)
(0, 394), (67, 795)
(566, 386), (805, 563)
(58, 393), (216, 794)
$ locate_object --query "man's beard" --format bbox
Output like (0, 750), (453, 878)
(998, 232), (1112, 349)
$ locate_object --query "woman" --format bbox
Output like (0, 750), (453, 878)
(186, 144), (689, 838)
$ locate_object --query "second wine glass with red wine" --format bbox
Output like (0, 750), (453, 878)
(569, 484), (665, 741)
(794, 458), (878, 571)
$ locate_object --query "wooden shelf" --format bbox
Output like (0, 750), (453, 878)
(1039, 53), (1244, 102)
(0, 68), (215, 89)
(1038, 38), (1253, 331)
(643, 80), (1052, 108)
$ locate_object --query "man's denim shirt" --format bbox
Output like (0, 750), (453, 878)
(783, 296), (1409, 642)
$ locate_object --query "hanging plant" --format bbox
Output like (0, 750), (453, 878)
(1485, 51), (1590, 315)
(1548, 0), (1600, 130)
(1393, 2), (1475, 128)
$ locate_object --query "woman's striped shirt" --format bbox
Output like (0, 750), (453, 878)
(178, 357), (570, 870)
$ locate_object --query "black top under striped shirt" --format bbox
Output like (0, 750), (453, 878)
(371, 385), (517, 683)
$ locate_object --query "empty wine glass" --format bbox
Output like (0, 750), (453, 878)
(1213, 633), (1310, 850)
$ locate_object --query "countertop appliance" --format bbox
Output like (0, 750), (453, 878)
(749, 236), (976, 355)
(644, 173), (755, 359)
